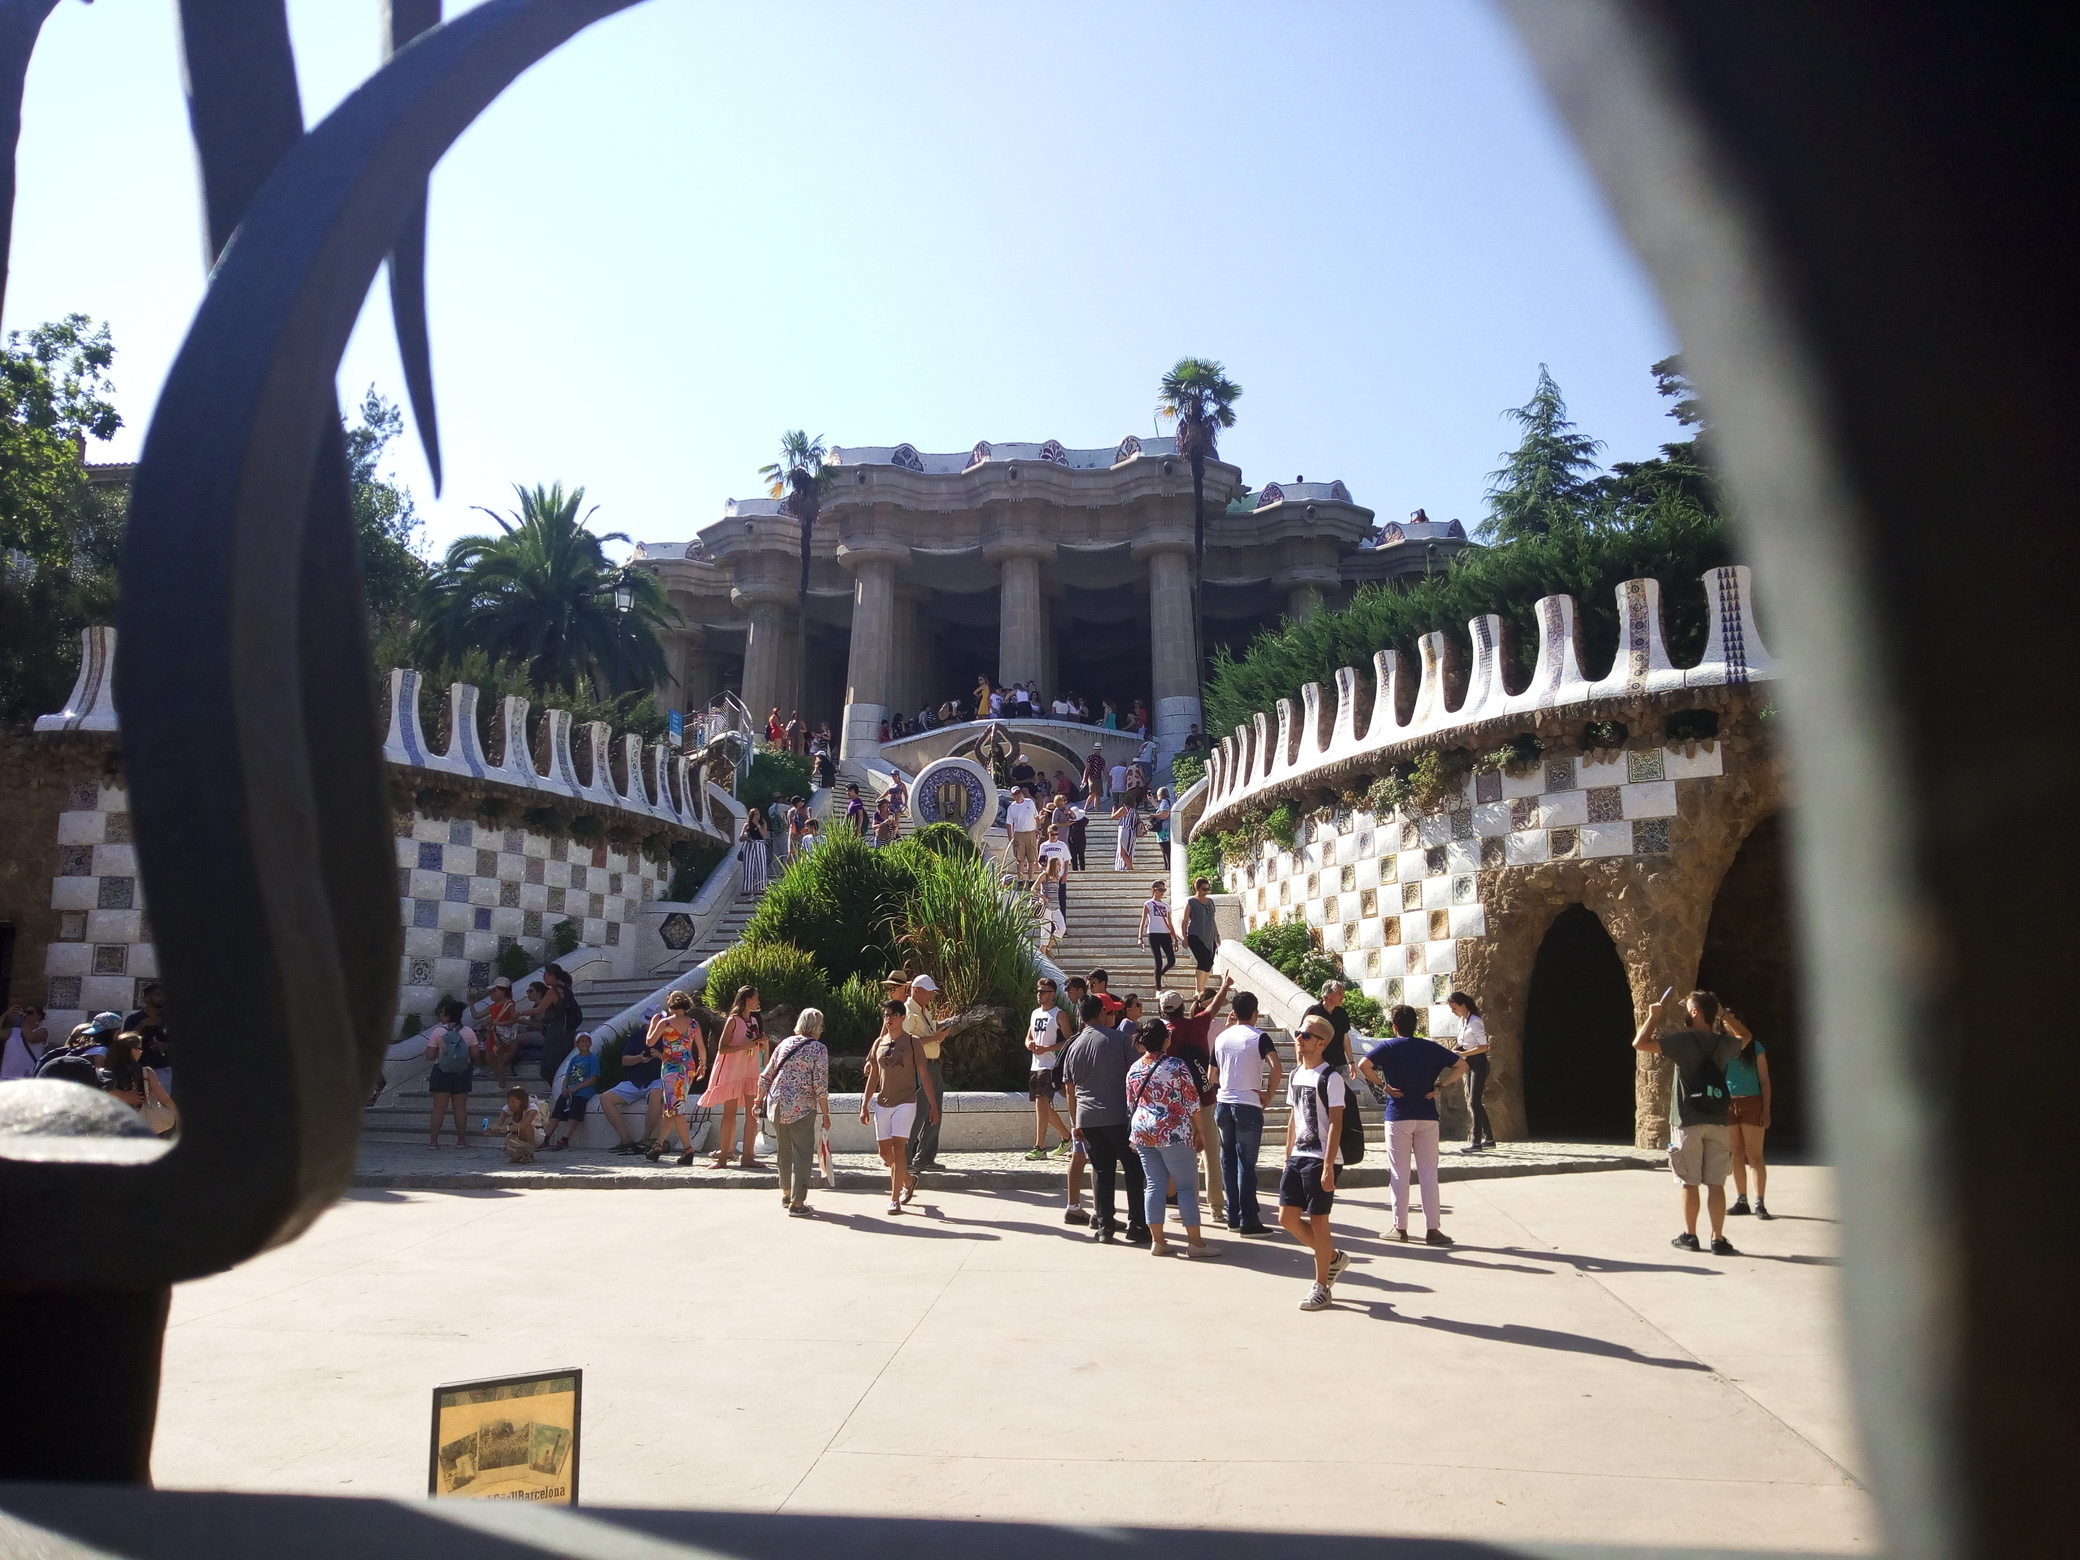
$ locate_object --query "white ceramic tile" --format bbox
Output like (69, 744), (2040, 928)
(91, 842), (137, 877)
(1581, 821), (1634, 858)
(524, 835), (550, 858)
(43, 941), (90, 977)
(1378, 943), (1407, 977)
(519, 882), (548, 912)
(1500, 766), (1545, 799)
(1579, 754), (1627, 788)
(55, 811), (104, 846)
(1359, 977), (1389, 1003)
(1663, 742), (1725, 780)
(1539, 791), (1589, 828)
(1427, 938), (1459, 974)
(1354, 857), (1380, 891)
(1417, 814), (1452, 847)
(1398, 851), (1425, 883)
(130, 945), (159, 979)
(1621, 781), (1678, 819)
(50, 877), (96, 911)
(85, 909), (141, 943)
(1472, 801), (1511, 837)
(1505, 830), (1549, 867)
(1446, 841), (1481, 875)
(81, 975), (134, 1012)
(99, 786), (128, 813)
(403, 925), (443, 958)
(1358, 917), (1384, 949)
(437, 900), (475, 932)
(1450, 904), (1487, 939)
(1321, 921), (1345, 952)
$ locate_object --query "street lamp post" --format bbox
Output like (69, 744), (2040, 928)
(612, 575), (633, 695)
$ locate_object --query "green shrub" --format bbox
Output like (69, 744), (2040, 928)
(1291, 952), (1345, 993)
(1186, 830), (1225, 886)
(1340, 990), (1385, 1035)
(741, 825), (910, 986)
(1243, 921), (1316, 977)
(1263, 800), (1299, 850)
(549, 918), (581, 958)
(494, 943), (533, 982)
(1170, 752), (1206, 789)
(823, 973), (886, 1054)
(939, 1013), (1027, 1091)
(739, 748), (813, 814)
(901, 848), (1040, 1012)
(700, 941), (831, 1036)
(903, 820), (978, 860)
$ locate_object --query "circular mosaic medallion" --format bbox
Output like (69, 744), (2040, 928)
(909, 757), (997, 843)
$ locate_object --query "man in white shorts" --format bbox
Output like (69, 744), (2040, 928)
(1633, 987), (1749, 1255)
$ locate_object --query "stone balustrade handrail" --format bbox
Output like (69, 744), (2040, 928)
(1195, 566), (1775, 835)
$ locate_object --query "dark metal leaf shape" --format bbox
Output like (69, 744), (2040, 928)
(0, 0), (65, 321)
(385, 0), (444, 490)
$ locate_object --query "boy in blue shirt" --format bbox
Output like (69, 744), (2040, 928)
(1360, 1006), (1469, 1245)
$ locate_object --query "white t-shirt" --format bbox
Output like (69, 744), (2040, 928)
(1109, 763), (1129, 792)
(989, 692), (1004, 715)
(1288, 1064), (1346, 1163)
(1052, 698), (1070, 717)
(1038, 839), (1071, 870)
(1028, 1005), (1066, 1071)
(1007, 798), (1038, 833)
(1144, 897), (1174, 936)
(1215, 1023), (1277, 1106)
(1455, 1014), (1488, 1054)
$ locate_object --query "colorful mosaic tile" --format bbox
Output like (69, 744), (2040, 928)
(1587, 786), (1623, 823)
(1401, 820), (1420, 850)
(1428, 909), (1451, 942)
(440, 930), (465, 959)
(1452, 875), (1476, 904)
(499, 880), (520, 908)
(1385, 977), (1404, 1005)
(1381, 916), (1400, 944)
(1365, 947), (1381, 976)
(397, 867), (412, 896)
(394, 813), (416, 838)
(103, 812), (133, 843)
(407, 957), (436, 987)
(1432, 974), (1453, 1004)
(97, 876), (134, 909)
(56, 910), (87, 941)
(416, 842), (442, 871)
(469, 958), (492, 988)
(472, 906), (493, 930)
(1545, 757), (1577, 792)
(1479, 836), (1505, 869)
(46, 975), (80, 1009)
(1306, 873), (1319, 900)
(1402, 881), (1423, 910)
(474, 849), (497, 877)
(1474, 770), (1502, 804)
(1360, 888), (1378, 917)
(1509, 797), (1536, 831)
(66, 778), (99, 810)
(1424, 846), (1447, 876)
(92, 944), (127, 975)
(1356, 832), (1372, 857)
(448, 820), (473, 846)
(547, 886), (566, 913)
(1626, 747), (1666, 783)
(58, 845), (93, 877)
(444, 873), (470, 903)
(1341, 863), (1357, 891)
(1450, 808), (1474, 841)
(1550, 827), (1579, 858)
(413, 899), (439, 928)
(1634, 817), (1673, 853)
(523, 910), (543, 937)
(525, 857), (545, 884)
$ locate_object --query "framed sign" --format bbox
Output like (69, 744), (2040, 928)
(429, 1367), (581, 1505)
(668, 709), (684, 748)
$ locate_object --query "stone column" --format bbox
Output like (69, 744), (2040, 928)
(1273, 540), (1340, 624)
(838, 543), (907, 758)
(1284, 584), (1324, 619)
(735, 590), (793, 732)
(1144, 543), (1201, 759)
(994, 550), (1046, 691)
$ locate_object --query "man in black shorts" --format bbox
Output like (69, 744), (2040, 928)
(1183, 877), (1221, 997)
(1279, 1015), (1351, 1311)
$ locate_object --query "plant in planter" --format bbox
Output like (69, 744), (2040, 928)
(700, 940), (832, 1037)
(1582, 719), (1629, 761)
(1476, 731), (1545, 778)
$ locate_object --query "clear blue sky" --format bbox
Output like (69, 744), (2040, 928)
(6, 0), (1676, 559)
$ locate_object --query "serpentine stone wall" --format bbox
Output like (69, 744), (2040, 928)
(28, 629), (730, 1038)
(1189, 569), (1785, 1147)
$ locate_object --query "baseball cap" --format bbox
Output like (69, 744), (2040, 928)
(1159, 991), (1186, 1014)
(908, 974), (938, 994)
(89, 1011), (123, 1035)
(490, 976), (512, 989)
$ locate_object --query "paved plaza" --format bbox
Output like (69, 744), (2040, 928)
(151, 1164), (1872, 1553)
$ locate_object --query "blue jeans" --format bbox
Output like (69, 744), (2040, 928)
(1136, 1142), (1200, 1228)
(1217, 1103), (1266, 1229)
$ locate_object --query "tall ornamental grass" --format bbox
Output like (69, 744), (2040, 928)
(900, 850), (1041, 1013)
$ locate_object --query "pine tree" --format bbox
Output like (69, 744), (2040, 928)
(1481, 365), (1604, 542)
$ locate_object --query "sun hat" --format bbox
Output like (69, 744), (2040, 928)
(908, 974), (938, 994)
(882, 969), (910, 987)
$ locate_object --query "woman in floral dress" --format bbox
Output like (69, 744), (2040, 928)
(1126, 1019), (1221, 1258)
(644, 990), (709, 1165)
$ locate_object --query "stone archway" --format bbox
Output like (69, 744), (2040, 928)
(1696, 811), (1805, 1147)
(1522, 904), (1638, 1142)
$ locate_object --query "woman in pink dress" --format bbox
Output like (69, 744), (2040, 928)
(701, 985), (766, 1169)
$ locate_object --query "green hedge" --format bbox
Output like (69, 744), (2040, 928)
(700, 941), (830, 1037)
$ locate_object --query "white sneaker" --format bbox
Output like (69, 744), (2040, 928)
(1299, 1282), (1332, 1312)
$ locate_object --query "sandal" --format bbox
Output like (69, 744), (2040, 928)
(708, 1155), (731, 1169)
(675, 1151), (696, 1166)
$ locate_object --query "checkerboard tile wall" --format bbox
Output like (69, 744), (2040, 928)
(43, 782), (662, 1036)
(1233, 742), (1720, 1038)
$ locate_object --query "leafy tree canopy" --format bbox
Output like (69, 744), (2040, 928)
(1481, 364), (1605, 543)
(411, 482), (678, 700)
(0, 315), (124, 725)
(344, 387), (426, 623)
(1156, 357), (1241, 463)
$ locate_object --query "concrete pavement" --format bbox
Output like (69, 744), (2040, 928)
(151, 1164), (1873, 1553)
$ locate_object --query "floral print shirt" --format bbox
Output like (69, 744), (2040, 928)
(1127, 1055), (1198, 1148)
(759, 1036), (829, 1125)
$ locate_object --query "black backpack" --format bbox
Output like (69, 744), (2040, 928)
(1314, 1070), (1365, 1164)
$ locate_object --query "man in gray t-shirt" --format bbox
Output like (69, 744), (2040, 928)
(1061, 998), (1148, 1243)
(1634, 987), (1753, 1255)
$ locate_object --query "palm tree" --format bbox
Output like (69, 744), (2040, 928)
(758, 430), (832, 718)
(1156, 357), (1242, 680)
(412, 482), (676, 698)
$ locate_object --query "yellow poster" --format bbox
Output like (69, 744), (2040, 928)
(428, 1368), (581, 1505)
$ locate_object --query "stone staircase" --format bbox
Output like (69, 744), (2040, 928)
(360, 875), (767, 1144)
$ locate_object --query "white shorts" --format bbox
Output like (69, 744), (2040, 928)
(870, 1100), (917, 1141)
(606, 1079), (664, 1102)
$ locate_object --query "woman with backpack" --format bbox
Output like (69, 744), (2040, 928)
(1126, 1019), (1220, 1259)
(701, 985), (767, 1169)
(424, 998), (480, 1149)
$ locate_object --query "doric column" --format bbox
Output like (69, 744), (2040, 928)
(986, 526), (1052, 693)
(1142, 541), (1202, 760)
(1272, 540), (1340, 624)
(1285, 584), (1324, 619)
(837, 540), (909, 757)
